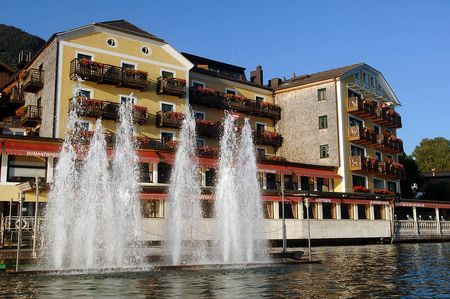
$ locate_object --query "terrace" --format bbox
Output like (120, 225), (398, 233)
(156, 76), (186, 97)
(70, 97), (147, 125)
(349, 155), (379, 173)
(70, 58), (148, 90)
(16, 105), (42, 127)
(348, 125), (377, 145)
(255, 129), (283, 148)
(347, 97), (402, 129)
(189, 86), (281, 120)
(22, 68), (44, 93)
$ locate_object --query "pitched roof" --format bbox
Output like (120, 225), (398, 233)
(0, 60), (16, 73)
(182, 52), (246, 73)
(94, 20), (164, 42)
(276, 63), (364, 90)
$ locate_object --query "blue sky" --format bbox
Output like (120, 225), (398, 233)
(2, 0), (449, 154)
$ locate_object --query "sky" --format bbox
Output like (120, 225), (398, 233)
(1, 0), (449, 154)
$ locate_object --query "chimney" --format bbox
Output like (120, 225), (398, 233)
(250, 65), (263, 85)
(268, 77), (282, 88)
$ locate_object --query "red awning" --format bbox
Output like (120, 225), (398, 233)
(137, 150), (160, 163)
(4, 140), (60, 158)
(199, 157), (217, 168)
(258, 164), (292, 175)
(140, 193), (167, 200)
(289, 166), (340, 179)
(157, 152), (175, 164)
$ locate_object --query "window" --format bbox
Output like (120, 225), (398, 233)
(157, 163), (171, 184)
(256, 123), (266, 133)
(225, 88), (236, 95)
(106, 38), (117, 47)
(318, 88), (326, 101)
(374, 125), (380, 136)
(301, 176), (314, 191)
(161, 132), (174, 142)
(76, 121), (90, 132)
(263, 202), (274, 219)
(77, 53), (92, 60)
(201, 201), (214, 218)
(355, 72), (360, 81)
(266, 173), (278, 190)
(317, 178), (330, 192)
(142, 200), (163, 218)
(7, 156), (47, 183)
(161, 70), (174, 78)
(284, 175), (296, 191)
(194, 112), (205, 120)
(141, 46), (150, 55)
(196, 139), (205, 147)
(374, 178), (384, 190)
(320, 144), (329, 158)
(121, 62), (135, 70)
(319, 115), (328, 129)
(351, 145), (365, 157)
(255, 96), (264, 103)
(256, 148), (266, 158)
(370, 76), (375, 87)
(352, 175), (366, 187)
(79, 89), (91, 99)
(205, 169), (216, 186)
(120, 95), (135, 105)
(161, 103), (174, 112)
(192, 81), (205, 88)
(375, 152), (382, 162)
(363, 73), (368, 85)
(349, 116), (362, 127)
(387, 181), (397, 193)
(139, 162), (153, 183)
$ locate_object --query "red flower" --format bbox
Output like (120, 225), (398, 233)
(352, 185), (370, 193)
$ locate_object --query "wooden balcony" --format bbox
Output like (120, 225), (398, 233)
(0, 116), (21, 128)
(347, 97), (402, 129)
(156, 111), (183, 128)
(70, 58), (148, 91)
(22, 68), (44, 93)
(255, 130), (283, 147)
(378, 159), (404, 179)
(18, 105), (41, 127)
(71, 97), (147, 125)
(189, 87), (281, 121)
(349, 155), (379, 173)
(136, 137), (176, 152)
(196, 120), (221, 138)
(374, 132), (404, 154)
(156, 77), (186, 97)
(348, 125), (377, 145)
(8, 86), (24, 105)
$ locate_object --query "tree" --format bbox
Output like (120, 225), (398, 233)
(399, 153), (422, 198)
(412, 137), (450, 172)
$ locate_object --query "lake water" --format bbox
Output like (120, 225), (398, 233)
(1, 243), (449, 298)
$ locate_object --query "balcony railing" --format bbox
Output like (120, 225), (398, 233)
(70, 58), (148, 90)
(156, 77), (186, 97)
(378, 159), (404, 179)
(136, 137), (176, 152)
(17, 105), (41, 127)
(375, 132), (404, 154)
(156, 111), (183, 128)
(347, 97), (401, 129)
(255, 130), (283, 147)
(22, 68), (44, 93)
(348, 125), (377, 145)
(189, 87), (281, 120)
(196, 120), (221, 138)
(71, 97), (147, 125)
(9, 86), (24, 104)
(349, 155), (379, 173)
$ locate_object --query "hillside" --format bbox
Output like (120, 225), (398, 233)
(0, 24), (45, 66)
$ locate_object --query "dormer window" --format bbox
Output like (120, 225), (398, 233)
(363, 73), (368, 85)
(355, 72), (360, 81)
(370, 77), (375, 87)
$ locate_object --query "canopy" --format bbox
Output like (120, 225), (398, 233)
(3, 140), (60, 158)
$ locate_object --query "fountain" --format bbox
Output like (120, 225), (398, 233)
(40, 81), (142, 270)
(213, 113), (269, 263)
(166, 105), (204, 265)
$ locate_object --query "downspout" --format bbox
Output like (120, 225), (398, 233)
(52, 40), (60, 138)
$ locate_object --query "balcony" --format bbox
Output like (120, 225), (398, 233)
(22, 68), (44, 93)
(16, 105), (41, 127)
(156, 77), (186, 97)
(8, 86), (24, 105)
(156, 111), (183, 128)
(257, 154), (287, 164)
(255, 130), (283, 147)
(348, 125), (377, 145)
(378, 159), (404, 179)
(196, 119), (221, 138)
(0, 116), (21, 129)
(189, 87), (281, 120)
(70, 58), (148, 90)
(136, 137), (176, 152)
(71, 97), (147, 125)
(349, 155), (379, 173)
(347, 97), (402, 129)
(375, 132), (404, 154)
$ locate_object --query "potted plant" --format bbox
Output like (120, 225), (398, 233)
(352, 185), (370, 193)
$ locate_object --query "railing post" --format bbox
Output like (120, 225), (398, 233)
(413, 207), (419, 235)
(436, 208), (442, 236)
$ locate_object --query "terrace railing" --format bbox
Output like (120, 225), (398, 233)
(22, 68), (44, 93)
(156, 77), (186, 97)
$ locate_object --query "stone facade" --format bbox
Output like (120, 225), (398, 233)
(23, 39), (58, 138)
(276, 82), (340, 167)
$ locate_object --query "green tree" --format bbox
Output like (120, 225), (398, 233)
(412, 137), (450, 172)
(399, 153), (422, 198)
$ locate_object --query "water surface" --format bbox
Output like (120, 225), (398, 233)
(1, 243), (449, 298)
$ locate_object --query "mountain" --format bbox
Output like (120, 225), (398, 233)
(0, 24), (45, 67)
